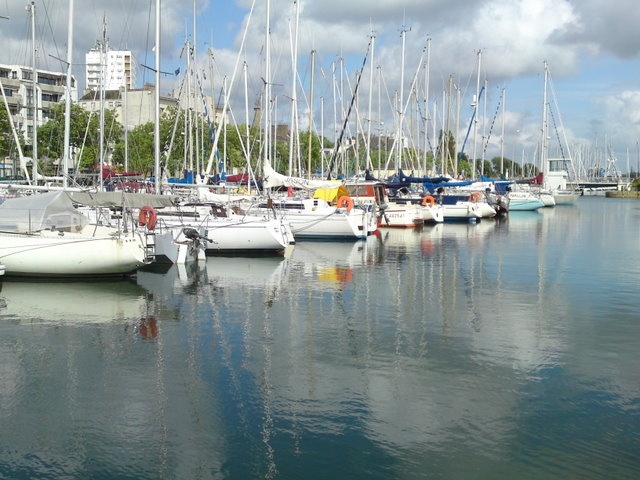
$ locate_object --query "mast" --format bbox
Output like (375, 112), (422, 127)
(500, 87), (505, 176)
(287, 0), (299, 177)
(243, 61), (250, 185)
(193, 0), (200, 174)
(471, 49), (481, 180)
(541, 60), (549, 185)
(377, 66), (381, 174)
(307, 49), (315, 180)
(98, 15), (106, 191)
(262, 0), (271, 170)
(481, 78), (487, 176)
(123, 83), (128, 172)
(30, 1), (38, 182)
(454, 82), (460, 176)
(396, 25), (409, 172)
(186, 38), (194, 172)
(62, 0), (74, 189)
(154, 0), (161, 194)
(422, 36), (430, 175)
(365, 32), (375, 171)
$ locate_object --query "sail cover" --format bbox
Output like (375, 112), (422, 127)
(263, 160), (342, 190)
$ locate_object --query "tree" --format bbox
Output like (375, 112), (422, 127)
(112, 121), (154, 176)
(298, 130), (324, 173)
(37, 102), (122, 173)
(436, 129), (456, 174)
(0, 104), (14, 159)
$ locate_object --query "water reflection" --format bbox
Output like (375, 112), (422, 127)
(0, 199), (639, 479)
(0, 278), (148, 324)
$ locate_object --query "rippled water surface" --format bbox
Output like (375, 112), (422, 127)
(1, 196), (639, 479)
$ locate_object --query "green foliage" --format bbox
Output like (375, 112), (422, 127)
(37, 102), (122, 171)
(112, 122), (154, 175)
(0, 105), (13, 158)
(298, 130), (323, 172)
(220, 124), (249, 170)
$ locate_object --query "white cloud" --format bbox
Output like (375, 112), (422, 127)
(1, 0), (639, 166)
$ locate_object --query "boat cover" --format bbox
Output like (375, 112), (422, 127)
(0, 191), (88, 233)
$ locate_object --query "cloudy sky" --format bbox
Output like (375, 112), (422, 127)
(2, 0), (640, 172)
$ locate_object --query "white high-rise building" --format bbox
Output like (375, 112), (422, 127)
(85, 46), (135, 93)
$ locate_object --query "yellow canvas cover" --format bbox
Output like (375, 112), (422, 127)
(313, 185), (349, 203)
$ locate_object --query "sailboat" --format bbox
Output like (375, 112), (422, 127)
(0, 0), (154, 277)
(259, 161), (374, 239)
(0, 191), (150, 277)
(540, 61), (581, 205)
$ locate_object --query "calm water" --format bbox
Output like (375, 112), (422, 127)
(0, 196), (639, 480)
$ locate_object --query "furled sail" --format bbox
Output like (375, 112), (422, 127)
(263, 160), (342, 190)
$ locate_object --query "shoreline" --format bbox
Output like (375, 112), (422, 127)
(605, 190), (640, 199)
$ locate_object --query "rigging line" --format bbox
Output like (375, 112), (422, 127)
(204, 0), (257, 176)
(115, 0), (136, 49)
(547, 70), (575, 167)
(415, 92), (436, 154)
(190, 51), (217, 145)
(482, 91), (502, 158)
(459, 85), (485, 157)
(39, 0), (63, 71)
(547, 105), (567, 161)
(326, 38), (373, 179)
(141, 0), (153, 87)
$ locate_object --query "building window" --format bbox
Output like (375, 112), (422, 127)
(39, 76), (57, 86)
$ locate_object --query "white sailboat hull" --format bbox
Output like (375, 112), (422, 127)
(378, 203), (424, 228)
(204, 218), (293, 253)
(441, 202), (483, 220)
(0, 226), (148, 277)
(507, 191), (545, 211)
(421, 204), (445, 223)
(552, 190), (580, 205)
(157, 212), (293, 254)
(258, 197), (375, 239)
(287, 211), (369, 239)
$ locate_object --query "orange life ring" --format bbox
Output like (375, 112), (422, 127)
(337, 195), (354, 212)
(469, 192), (482, 203)
(138, 205), (158, 230)
(421, 195), (436, 207)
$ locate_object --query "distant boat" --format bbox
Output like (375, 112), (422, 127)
(505, 190), (545, 211)
(539, 61), (582, 205)
(342, 180), (425, 228)
(260, 161), (376, 238)
(0, 191), (150, 277)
